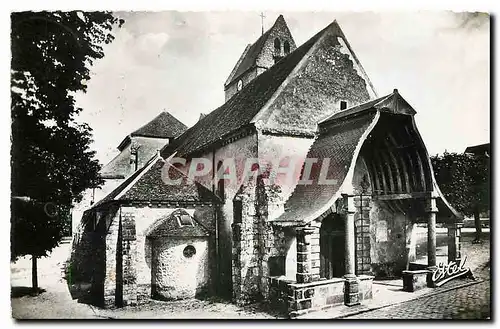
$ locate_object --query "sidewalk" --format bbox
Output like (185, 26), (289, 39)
(11, 232), (489, 319)
(297, 234), (490, 320)
(297, 274), (482, 319)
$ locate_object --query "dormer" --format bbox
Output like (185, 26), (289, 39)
(224, 15), (297, 102)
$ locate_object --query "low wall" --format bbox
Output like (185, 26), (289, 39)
(268, 275), (374, 318)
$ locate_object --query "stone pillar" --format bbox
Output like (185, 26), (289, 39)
(447, 222), (463, 263)
(427, 198), (438, 268)
(344, 195), (360, 306)
(232, 183), (260, 306)
(296, 227), (317, 283)
(103, 214), (120, 308)
(354, 195), (372, 275)
(309, 227), (321, 282)
(121, 211), (138, 306)
(426, 197), (438, 287)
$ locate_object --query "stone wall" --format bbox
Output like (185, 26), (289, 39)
(225, 15), (296, 101)
(94, 204), (216, 308)
(255, 16), (296, 70)
(268, 275), (373, 318)
(225, 69), (258, 101)
(231, 173), (298, 305)
(257, 133), (315, 205)
(369, 201), (414, 277)
(151, 237), (210, 300)
(103, 208), (121, 308)
(130, 136), (169, 170)
(212, 133), (259, 299)
(257, 29), (374, 134)
(69, 207), (118, 307)
(231, 182), (260, 304)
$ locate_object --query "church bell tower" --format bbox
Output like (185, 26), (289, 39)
(223, 15), (297, 102)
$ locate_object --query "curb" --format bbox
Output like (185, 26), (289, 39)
(331, 278), (487, 319)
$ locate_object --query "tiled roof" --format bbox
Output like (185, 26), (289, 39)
(275, 90), (461, 225)
(274, 111), (377, 225)
(225, 14), (293, 87)
(121, 159), (218, 203)
(161, 23), (328, 158)
(92, 156), (156, 208)
(117, 111), (187, 151)
(100, 149), (129, 179)
(225, 29), (272, 87)
(131, 111), (187, 139)
(92, 155), (219, 209)
(319, 89), (415, 125)
(148, 209), (210, 237)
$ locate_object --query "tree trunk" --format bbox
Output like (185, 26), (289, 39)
(31, 255), (38, 291)
(473, 207), (482, 243)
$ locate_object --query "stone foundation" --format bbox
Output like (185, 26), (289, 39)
(268, 275), (373, 318)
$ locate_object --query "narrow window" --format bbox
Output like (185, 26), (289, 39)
(217, 161), (225, 202)
(233, 200), (243, 224)
(274, 38), (281, 54)
(284, 40), (290, 55)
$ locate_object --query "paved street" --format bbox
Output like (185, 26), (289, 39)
(11, 231), (491, 319)
(346, 280), (490, 319)
(344, 231), (491, 320)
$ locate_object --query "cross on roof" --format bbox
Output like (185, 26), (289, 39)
(260, 12), (265, 35)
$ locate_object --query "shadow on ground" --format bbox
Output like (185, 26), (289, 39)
(11, 286), (46, 298)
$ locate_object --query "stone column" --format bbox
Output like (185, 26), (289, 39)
(426, 197), (438, 287)
(103, 214), (120, 308)
(427, 198), (438, 268)
(344, 195), (360, 306)
(447, 222), (463, 263)
(296, 227), (317, 283)
(121, 210), (138, 306)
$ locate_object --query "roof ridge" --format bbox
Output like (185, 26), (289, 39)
(225, 15), (292, 88)
(163, 160), (222, 203)
(224, 44), (252, 86)
(161, 19), (360, 159)
(330, 19), (378, 98)
(250, 20), (340, 125)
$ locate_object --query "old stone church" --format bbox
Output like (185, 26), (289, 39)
(71, 15), (463, 317)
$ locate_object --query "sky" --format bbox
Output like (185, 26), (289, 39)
(74, 11), (490, 165)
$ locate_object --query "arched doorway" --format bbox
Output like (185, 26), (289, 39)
(320, 214), (345, 279)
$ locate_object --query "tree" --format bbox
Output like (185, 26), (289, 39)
(10, 11), (123, 291)
(431, 151), (490, 243)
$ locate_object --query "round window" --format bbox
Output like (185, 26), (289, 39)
(183, 245), (196, 258)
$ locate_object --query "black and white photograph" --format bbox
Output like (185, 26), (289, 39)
(9, 6), (491, 321)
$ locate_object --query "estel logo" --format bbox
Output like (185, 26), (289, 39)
(431, 256), (472, 287)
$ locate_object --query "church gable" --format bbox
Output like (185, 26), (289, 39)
(224, 15), (297, 101)
(253, 21), (378, 136)
(160, 20), (375, 159)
